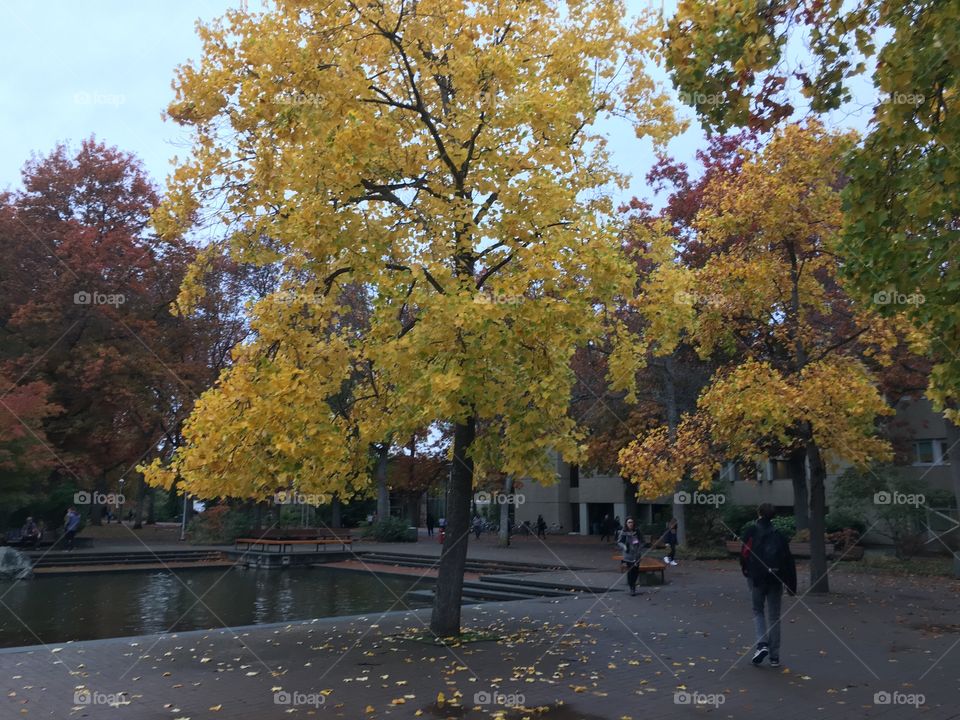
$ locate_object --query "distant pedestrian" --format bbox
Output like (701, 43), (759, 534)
(426, 513), (435, 537)
(536, 515), (546, 539)
(63, 507), (81, 551)
(472, 515), (483, 539)
(740, 503), (796, 668)
(20, 517), (40, 548)
(614, 516), (622, 534)
(599, 514), (612, 542)
(617, 518), (643, 596)
(662, 518), (679, 566)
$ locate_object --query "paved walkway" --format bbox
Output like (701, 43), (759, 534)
(1, 550), (957, 719)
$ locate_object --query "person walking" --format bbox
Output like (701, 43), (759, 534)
(63, 507), (81, 551)
(617, 518), (643, 596)
(426, 512), (435, 537)
(536, 514), (547, 539)
(472, 514), (483, 540)
(662, 518), (679, 566)
(599, 514), (612, 542)
(740, 503), (797, 667)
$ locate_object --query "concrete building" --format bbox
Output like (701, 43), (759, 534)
(510, 396), (957, 540)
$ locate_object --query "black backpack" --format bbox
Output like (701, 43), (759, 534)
(750, 525), (784, 584)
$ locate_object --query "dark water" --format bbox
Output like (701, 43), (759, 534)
(0, 567), (431, 648)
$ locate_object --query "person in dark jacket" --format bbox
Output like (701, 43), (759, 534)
(617, 518), (643, 596)
(662, 518), (678, 566)
(739, 503), (797, 667)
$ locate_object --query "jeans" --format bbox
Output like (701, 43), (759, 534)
(749, 579), (783, 659)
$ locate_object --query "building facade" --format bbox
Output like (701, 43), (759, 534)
(511, 397), (957, 540)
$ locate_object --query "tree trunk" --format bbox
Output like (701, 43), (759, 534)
(789, 447), (809, 532)
(946, 420), (960, 577)
(662, 355), (685, 545)
(498, 475), (513, 547)
(133, 476), (146, 529)
(430, 416), (475, 637)
(806, 436), (829, 593)
(145, 488), (155, 525)
(375, 443), (390, 520)
(331, 493), (342, 529)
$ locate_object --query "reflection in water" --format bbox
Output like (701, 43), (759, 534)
(0, 567), (429, 648)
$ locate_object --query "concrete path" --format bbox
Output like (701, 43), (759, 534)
(1, 556), (957, 719)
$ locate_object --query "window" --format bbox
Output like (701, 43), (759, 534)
(569, 463), (579, 488)
(718, 462), (739, 483)
(770, 459), (793, 480)
(913, 439), (950, 465)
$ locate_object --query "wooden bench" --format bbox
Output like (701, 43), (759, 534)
(236, 529), (352, 553)
(614, 554), (667, 585)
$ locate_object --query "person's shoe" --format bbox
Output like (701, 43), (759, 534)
(670, 560), (678, 566)
(751, 646), (769, 665)
(630, 588), (636, 596)
(769, 659), (780, 668)
(663, 556), (670, 563)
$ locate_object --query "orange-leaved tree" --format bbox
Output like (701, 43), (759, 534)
(619, 122), (916, 592)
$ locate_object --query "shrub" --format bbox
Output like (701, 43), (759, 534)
(362, 516), (415, 542)
(722, 505), (757, 539)
(771, 515), (796, 539)
(187, 505), (252, 544)
(825, 510), (866, 535)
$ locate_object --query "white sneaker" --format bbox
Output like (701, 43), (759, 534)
(663, 556), (670, 563)
(670, 560), (678, 566)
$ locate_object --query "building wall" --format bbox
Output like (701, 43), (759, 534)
(506, 397), (955, 540)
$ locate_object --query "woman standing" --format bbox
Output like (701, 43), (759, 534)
(617, 518), (643, 596)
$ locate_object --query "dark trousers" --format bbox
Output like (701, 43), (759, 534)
(537, 527), (545, 538)
(626, 563), (640, 591)
(64, 530), (76, 550)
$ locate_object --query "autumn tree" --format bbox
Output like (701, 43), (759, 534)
(619, 123), (911, 593)
(145, 0), (675, 635)
(663, 0), (960, 563)
(0, 140), (249, 525)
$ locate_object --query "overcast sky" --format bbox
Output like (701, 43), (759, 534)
(0, 1), (876, 207)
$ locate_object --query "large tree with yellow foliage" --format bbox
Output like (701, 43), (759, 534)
(619, 122), (912, 592)
(143, 0), (675, 635)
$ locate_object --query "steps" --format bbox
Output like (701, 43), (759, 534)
(27, 549), (227, 570)
(358, 551), (569, 576)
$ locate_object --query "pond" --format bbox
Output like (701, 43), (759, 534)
(0, 567), (431, 648)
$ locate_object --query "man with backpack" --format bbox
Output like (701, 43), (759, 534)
(739, 503), (797, 667)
